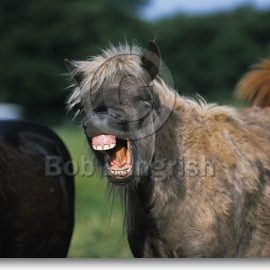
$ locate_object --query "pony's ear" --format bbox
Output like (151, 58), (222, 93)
(64, 59), (83, 85)
(141, 41), (161, 82)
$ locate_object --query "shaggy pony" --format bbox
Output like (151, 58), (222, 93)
(66, 41), (270, 257)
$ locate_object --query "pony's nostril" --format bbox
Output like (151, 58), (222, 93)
(94, 106), (107, 113)
(110, 110), (126, 121)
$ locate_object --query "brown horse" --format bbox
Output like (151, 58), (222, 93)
(66, 41), (270, 257)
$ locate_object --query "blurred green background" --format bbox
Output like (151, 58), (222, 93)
(1, 0), (270, 258)
(54, 125), (131, 257)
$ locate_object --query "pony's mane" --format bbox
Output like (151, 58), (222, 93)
(152, 79), (244, 128)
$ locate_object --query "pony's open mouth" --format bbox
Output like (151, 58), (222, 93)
(91, 135), (133, 180)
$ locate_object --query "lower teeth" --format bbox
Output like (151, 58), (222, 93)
(110, 167), (131, 176)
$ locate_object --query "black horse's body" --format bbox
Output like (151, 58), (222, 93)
(0, 120), (74, 257)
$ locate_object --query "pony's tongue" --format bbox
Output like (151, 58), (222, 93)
(110, 144), (127, 167)
(91, 135), (116, 150)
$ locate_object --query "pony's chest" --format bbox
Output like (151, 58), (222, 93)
(143, 199), (235, 257)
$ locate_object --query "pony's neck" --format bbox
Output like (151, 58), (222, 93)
(149, 105), (186, 215)
(125, 115), (185, 237)
(127, 81), (198, 227)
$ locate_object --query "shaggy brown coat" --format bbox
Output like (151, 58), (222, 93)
(67, 43), (270, 257)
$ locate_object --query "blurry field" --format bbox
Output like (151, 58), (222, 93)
(54, 124), (131, 258)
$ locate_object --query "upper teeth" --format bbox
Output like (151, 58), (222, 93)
(93, 143), (116, 151)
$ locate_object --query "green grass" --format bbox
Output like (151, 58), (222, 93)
(54, 124), (131, 258)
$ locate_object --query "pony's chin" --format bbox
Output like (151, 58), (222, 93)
(107, 174), (133, 186)
(91, 136), (135, 186)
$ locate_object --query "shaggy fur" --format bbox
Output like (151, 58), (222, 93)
(67, 42), (270, 257)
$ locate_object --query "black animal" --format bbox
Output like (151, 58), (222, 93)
(0, 120), (74, 257)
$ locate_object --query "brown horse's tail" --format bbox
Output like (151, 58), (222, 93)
(236, 59), (270, 108)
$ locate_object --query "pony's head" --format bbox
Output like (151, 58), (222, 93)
(65, 42), (167, 186)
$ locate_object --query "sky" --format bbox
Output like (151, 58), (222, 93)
(142, 0), (270, 20)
